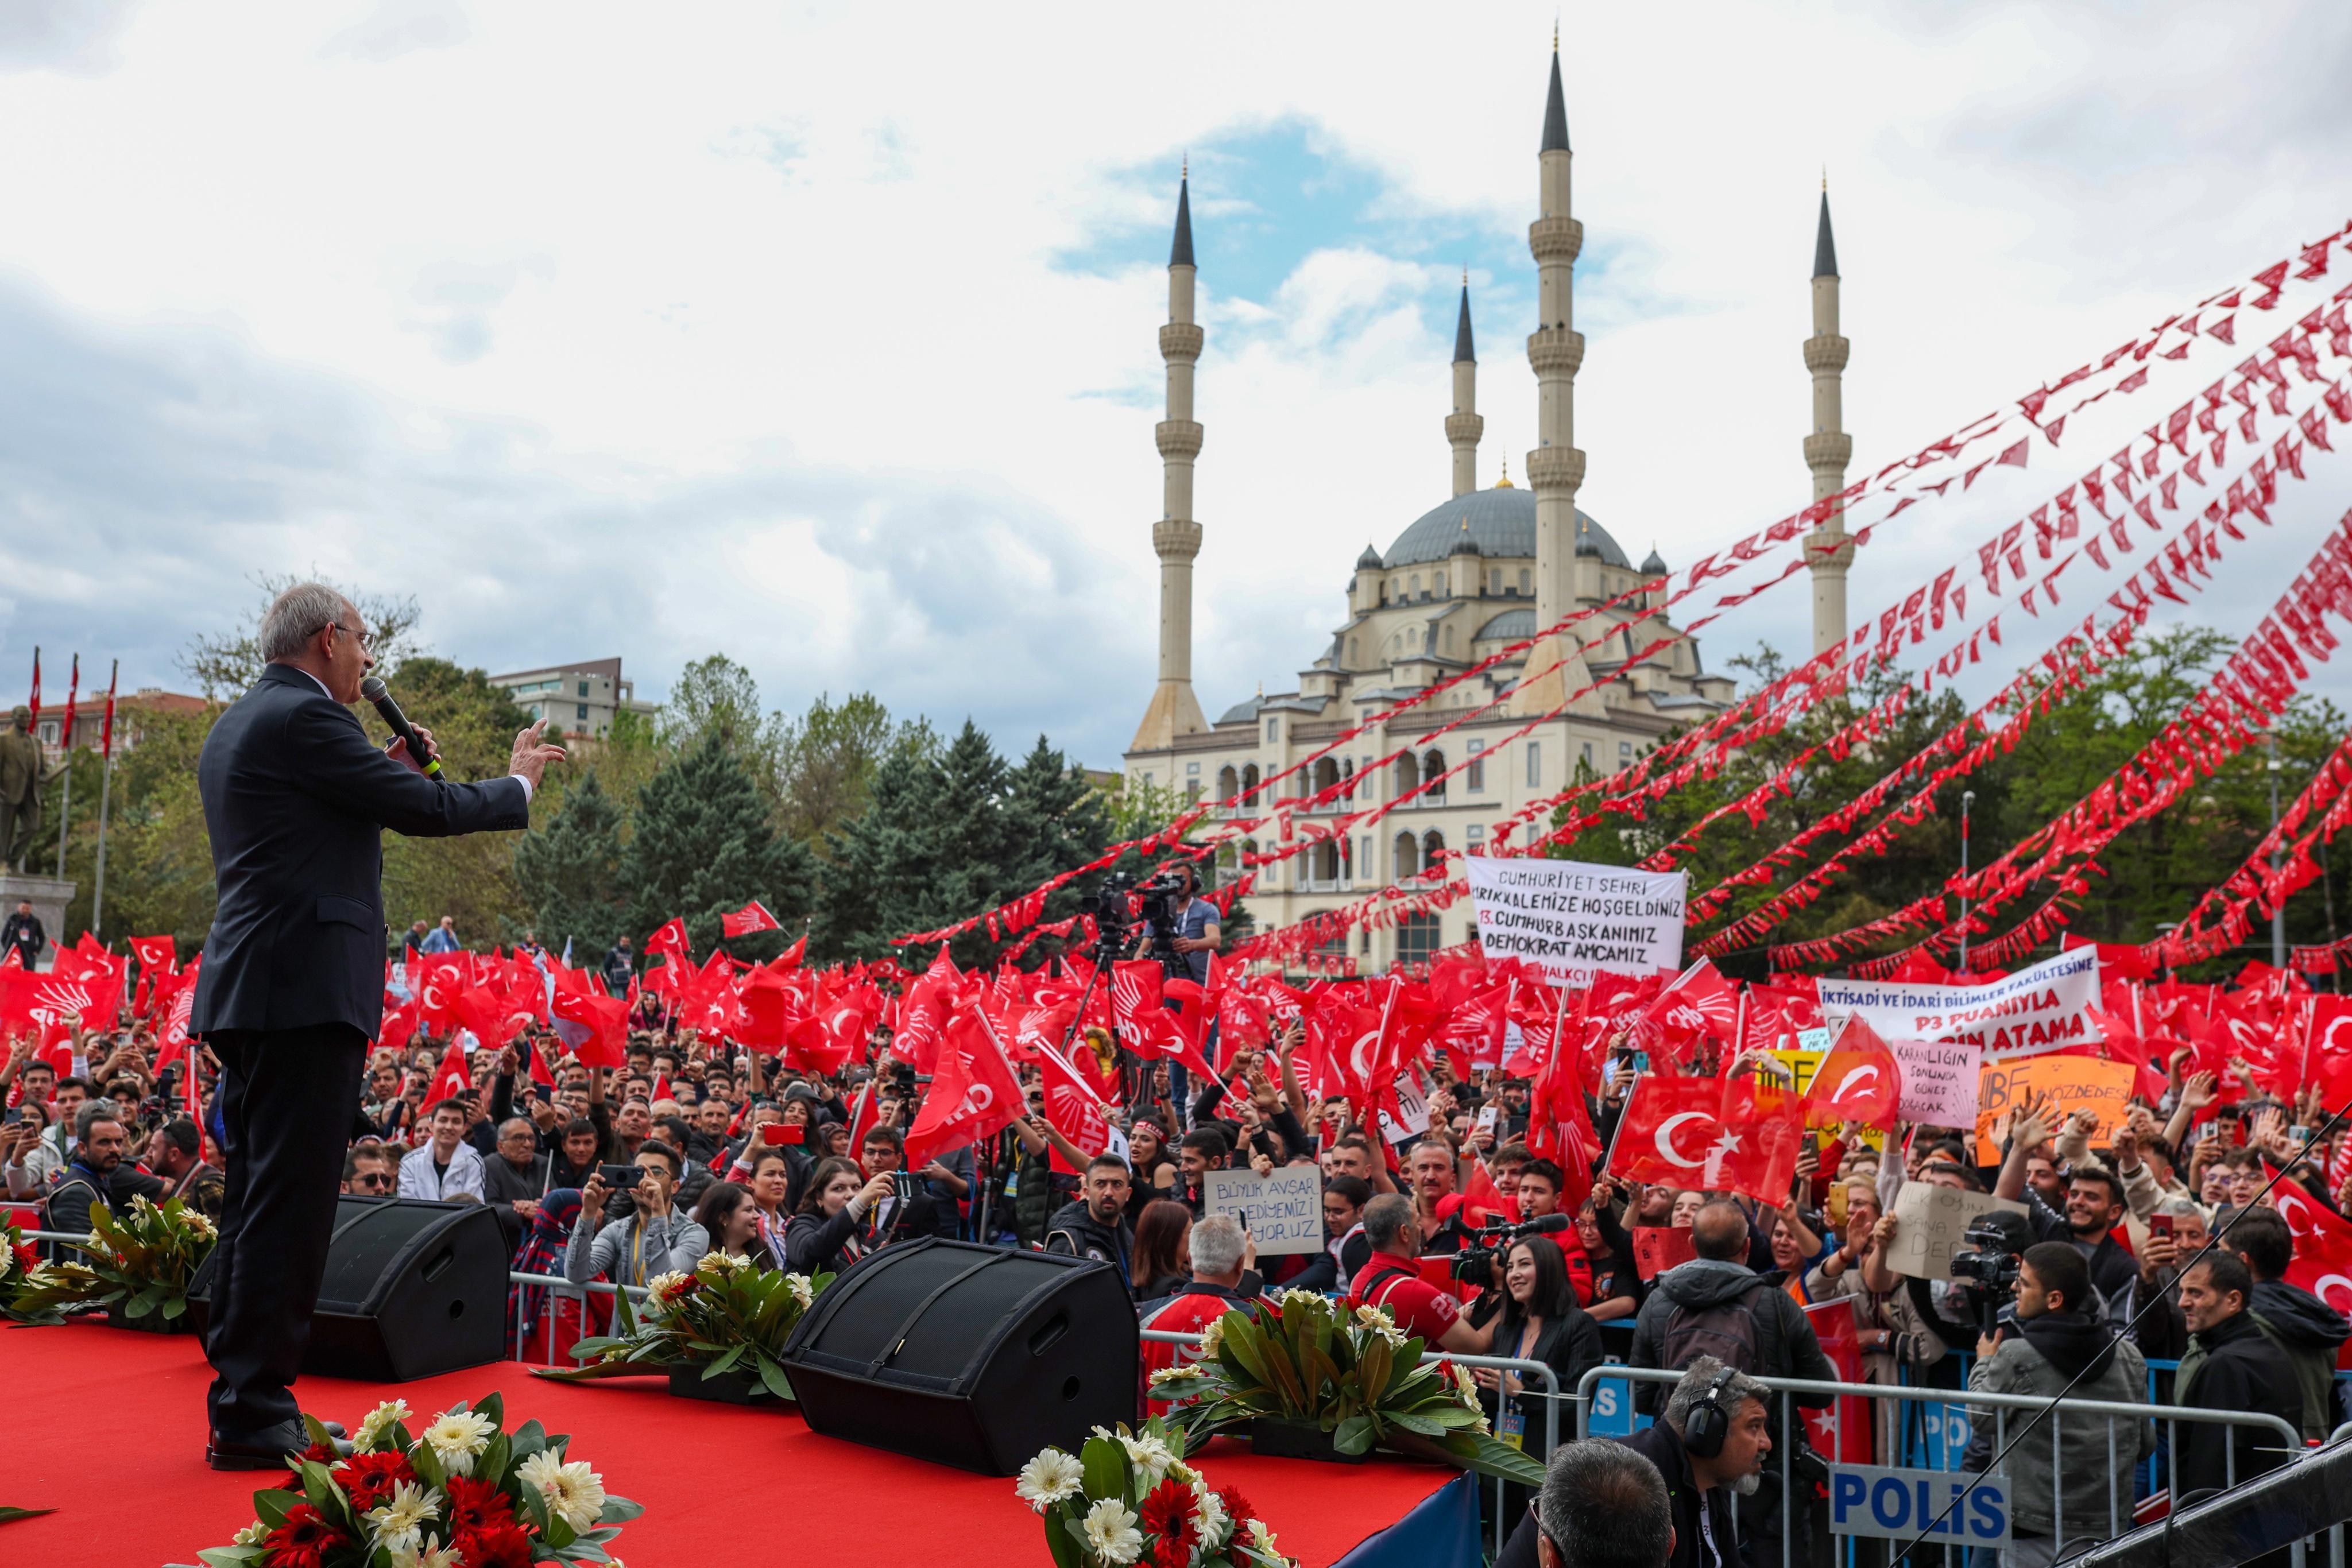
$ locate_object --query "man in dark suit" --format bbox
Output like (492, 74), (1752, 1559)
(191, 582), (563, 1468)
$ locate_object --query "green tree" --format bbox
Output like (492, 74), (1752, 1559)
(63, 706), (219, 948)
(620, 733), (817, 958)
(777, 691), (902, 849)
(999, 735), (1116, 963)
(658, 655), (783, 789)
(813, 730), (949, 963)
(513, 768), (631, 960)
(366, 657), (537, 943)
(179, 573), (421, 702)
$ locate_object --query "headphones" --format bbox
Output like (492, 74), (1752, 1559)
(1680, 1365), (1739, 1459)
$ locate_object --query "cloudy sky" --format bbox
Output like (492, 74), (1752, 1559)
(3, 0), (2350, 766)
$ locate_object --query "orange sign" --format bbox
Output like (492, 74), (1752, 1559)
(1974, 1055), (2136, 1164)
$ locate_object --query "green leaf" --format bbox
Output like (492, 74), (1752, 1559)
(543, 1507), (577, 1551)
(474, 1391), (505, 1429)
(755, 1356), (796, 1402)
(598, 1494), (646, 1524)
(705, 1344), (748, 1376)
(1332, 1415), (1376, 1455)
(1041, 1499), (1084, 1568)
(252, 1489), (300, 1530)
(0, 1507), (55, 1525)
(1080, 1433), (1131, 1503)
(1386, 1410), (1446, 1436)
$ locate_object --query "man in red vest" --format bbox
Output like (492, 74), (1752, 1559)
(1140, 1213), (1261, 1406)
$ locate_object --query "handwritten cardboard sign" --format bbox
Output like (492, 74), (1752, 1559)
(1972, 1056), (2137, 1164)
(1464, 857), (1686, 988)
(1631, 1225), (1699, 1281)
(1886, 1180), (2029, 1282)
(1890, 1037), (1984, 1128)
(1201, 1166), (1323, 1255)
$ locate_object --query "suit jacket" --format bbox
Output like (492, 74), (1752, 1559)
(192, 664), (529, 1037)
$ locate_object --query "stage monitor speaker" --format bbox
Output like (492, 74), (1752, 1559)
(190, 1196), (509, 1383)
(780, 1237), (1138, 1474)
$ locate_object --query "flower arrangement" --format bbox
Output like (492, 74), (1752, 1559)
(536, 1252), (830, 1401)
(11, 1194), (216, 1325)
(1015, 1418), (1297, 1568)
(1146, 1291), (1546, 1486)
(175, 1392), (640, 1568)
(0, 1222), (65, 1325)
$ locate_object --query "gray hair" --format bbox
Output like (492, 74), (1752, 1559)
(1537, 1439), (1673, 1568)
(2159, 1196), (2206, 1224)
(1362, 1191), (1415, 1249)
(260, 582), (354, 663)
(1661, 1354), (1770, 1438)
(1188, 1213), (1245, 1276)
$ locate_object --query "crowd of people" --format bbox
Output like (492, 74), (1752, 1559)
(8, 924), (2352, 1567)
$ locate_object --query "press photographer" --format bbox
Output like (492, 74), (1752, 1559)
(563, 1141), (706, 1290)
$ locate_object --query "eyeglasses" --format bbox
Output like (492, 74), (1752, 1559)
(320, 620), (374, 652)
(351, 1173), (392, 1191)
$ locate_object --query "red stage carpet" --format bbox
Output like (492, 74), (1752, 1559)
(0, 1320), (1456, 1567)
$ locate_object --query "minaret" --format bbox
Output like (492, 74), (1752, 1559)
(1514, 37), (1603, 718)
(1803, 183), (1854, 656)
(1446, 275), (1482, 497)
(1131, 168), (1211, 752)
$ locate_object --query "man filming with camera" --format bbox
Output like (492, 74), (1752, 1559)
(1135, 862), (1220, 1117)
(563, 1141), (708, 1291)
(1964, 1241), (2151, 1568)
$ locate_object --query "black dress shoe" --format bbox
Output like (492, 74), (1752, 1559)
(205, 1418), (353, 1471)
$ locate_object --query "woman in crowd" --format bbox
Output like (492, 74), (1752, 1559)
(784, 1155), (897, 1277)
(744, 1147), (795, 1263)
(1668, 1188), (1705, 1228)
(1125, 1116), (1179, 1221)
(1575, 1190), (1641, 1322)
(1130, 1199), (1194, 1302)
(694, 1180), (776, 1268)
(1459, 1235), (1606, 1530)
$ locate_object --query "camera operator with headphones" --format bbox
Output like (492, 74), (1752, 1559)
(1495, 1356), (1766, 1568)
(1134, 861), (1220, 1118)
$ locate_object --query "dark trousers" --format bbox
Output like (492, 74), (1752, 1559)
(203, 1024), (367, 1438)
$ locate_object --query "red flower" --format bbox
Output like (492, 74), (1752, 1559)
(1217, 1485), (1257, 1531)
(261, 1503), (346, 1568)
(10, 1240), (36, 1276)
(443, 1475), (512, 1534)
(458, 1520), (536, 1568)
(334, 1450), (415, 1512)
(1139, 1477), (1199, 1557)
(281, 1441), (340, 1485)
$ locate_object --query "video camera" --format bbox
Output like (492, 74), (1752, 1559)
(1081, 868), (1193, 976)
(1948, 1215), (2026, 1337)
(1447, 1211), (1574, 1289)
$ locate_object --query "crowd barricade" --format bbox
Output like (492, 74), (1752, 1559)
(1578, 1362), (2308, 1568)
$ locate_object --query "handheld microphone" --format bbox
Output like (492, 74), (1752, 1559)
(360, 676), (440, 777)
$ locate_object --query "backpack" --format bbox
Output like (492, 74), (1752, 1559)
(1659, 1280), (1773, 1375)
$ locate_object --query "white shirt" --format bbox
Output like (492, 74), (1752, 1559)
(397, 1139), (486, 1201)
(287, 664), (532, 802)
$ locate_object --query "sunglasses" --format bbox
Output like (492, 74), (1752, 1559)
(351, 1174), (392, 1191)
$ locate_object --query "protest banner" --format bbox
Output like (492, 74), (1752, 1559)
(1890, 1037), (1984, 1127)
(1630, 1225), (1697, 1281)
(1817, 947), (2103, 1062)
(1201, 1166), (1322, 1255)
(1885, 1180), (2027, 1282)
(1464, 858), (1685, 988)
(1972, 1056), (2136, 1163)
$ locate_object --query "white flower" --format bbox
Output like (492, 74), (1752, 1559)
(646, 1269), (691, 1306)
(1081, 1498), (1144, 1565)
(233, 1521), (268, 1547)
(420, 1408), (495, 1476)
(362, 1480), (442, 1555)
(1449, 1360), (1479, 1402)
(784, 1272), (814, 1308)
(182, 1211), (217, 1240)
(1196, 1313), (1227, 1358)
(1353, 1303), (1395, 1332)
(1147, 1364), (1196, 1386)
(1013, 1447), (1085, 1511)
(1279, 1287), (1325, 1314)
(1193, 1481), (1228, 1546)
(1118, 1431), (1176, 1488)
(519, 1447), (608, 1532)
(354, 1397), (414, 1450)
(1248, 1517), (1282, 1554)
(388, 1546), (464, 1568)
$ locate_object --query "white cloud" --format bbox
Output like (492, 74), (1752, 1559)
(0, 0), (2347, 764)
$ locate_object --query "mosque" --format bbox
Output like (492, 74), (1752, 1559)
(1122, 43), (1855, 972)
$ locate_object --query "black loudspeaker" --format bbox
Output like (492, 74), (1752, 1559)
(190, 1197), (509, 1383)
(780, 1237), (1138, 1474)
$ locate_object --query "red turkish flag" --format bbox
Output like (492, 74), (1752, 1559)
(721, 901), (781, 939)
(426, 1044), (471, 1105)
(1806, 1018), (1902, 1128)
(2305, 997), (2352, 1111)
(550, 966), (628, 1067)
(2266, 1164), (2352, 1320)
(1113, 962), (1220, 1084)
(1608, 1076), (1730, 1188)
(644, 917), (690, 961)
(1802, 1297), (1876, 1462)
(452, 985), (528, 1051)
(127, 935), (176, 976)
(903, 1007), (1026, 1168)
(775, 933), (807, 970)
(1644, 960), (1739, 1059)
(413, 953), (466, 1034)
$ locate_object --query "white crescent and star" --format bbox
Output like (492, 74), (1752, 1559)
(1654, 1112), (1712, 1169)
(1828, 1064), (1882, 1102)
(2315, 1273), (2352, 1315)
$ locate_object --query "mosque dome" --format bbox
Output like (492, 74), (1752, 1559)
(1380, 485), (1626, 570)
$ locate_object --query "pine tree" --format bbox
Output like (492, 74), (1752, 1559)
(813, 741), (948, 962)
(1001, 734), (1114, 963)
(619, 734), (816, 957)
(513, 768), (631, 959)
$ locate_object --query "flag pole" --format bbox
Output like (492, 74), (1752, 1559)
(52, 655), (77, 882)
(90, 661), (118, 940)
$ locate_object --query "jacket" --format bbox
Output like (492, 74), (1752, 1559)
(784, 1207), (868, 1277)
(2176, 1308), (2303, 1504)
(397, 1140), (486, 1202)
(1043, 1199), (1135, 1294)
(192, 664), (529, 1037)
(0, 910), (42, 964)
(1964, 1309), (2151, 1537)
(1628, 1258), (1837, 1415)
(1492, 1415), (1740, 1568)
(562, 1208), (708, 1290)
(2020, 1189), (2142, 1332)
(1480, 1306), (1607, 1458)
(2176, 1279), (2348, 1442)
(44, 1159), (164, 1247)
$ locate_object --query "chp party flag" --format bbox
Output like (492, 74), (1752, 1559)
(903, 1006), (1026, 1168)
(721, 900), (782, 938)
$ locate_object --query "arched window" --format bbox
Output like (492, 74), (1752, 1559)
(1392, 830), (1419, 880)
(1434, 572), (1447, 598)
(1421, 828), (1445, 874)
(1216, 764), (1238, 801)
(1216, 841), (1238, 872)
(1407, 626), (1419, 651)
(1313, 757), (1340, 797)
(1341, 835), (1353, 880)
(1421, 749), (1446, 803)
(1519, 568), (1531, 594)
(1341, 758), (1356, 801)
(1409, 574), (1422, 599)
(1313, 840), (1340, 883)
(1396, 751), (1420, 796)
(1241, 763), (1260, 796)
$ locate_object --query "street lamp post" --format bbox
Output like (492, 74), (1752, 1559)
(1958, 790), (1976, 971)
(2269, 736), (2286, 971)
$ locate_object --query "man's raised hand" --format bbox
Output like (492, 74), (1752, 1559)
(509, 719), (567, 791)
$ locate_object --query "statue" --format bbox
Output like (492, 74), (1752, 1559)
(0, 706), (65, 873)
